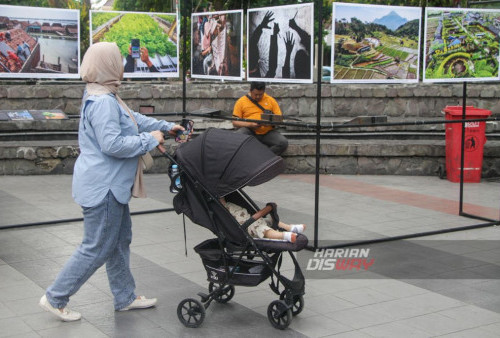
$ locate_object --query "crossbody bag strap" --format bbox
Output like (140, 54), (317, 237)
(245, 95), (284, 122)
(245, 94), (267, 113)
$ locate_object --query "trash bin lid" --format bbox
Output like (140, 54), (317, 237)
(443, 105), (491, 117)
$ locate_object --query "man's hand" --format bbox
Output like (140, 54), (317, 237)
(248, 122), (260, 130)
(140, 47), (153, 68)
(233, 120), (260, 130)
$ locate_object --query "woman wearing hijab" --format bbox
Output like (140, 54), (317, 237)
(39, 42), (184, 321)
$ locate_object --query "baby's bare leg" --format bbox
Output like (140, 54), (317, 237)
(263, 229), (296, 242)
(277, 221), (291, 231)
(263, 228), (285, 240)
(279, 222), (306, 234)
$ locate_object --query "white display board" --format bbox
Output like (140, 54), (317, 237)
(0, 5), (80, 79)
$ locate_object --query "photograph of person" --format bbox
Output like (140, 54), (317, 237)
(90, 11), (179, 78)
(191, 9), (243, 80)
(247, 3), (313, 83)
(0, 5), (80, 79)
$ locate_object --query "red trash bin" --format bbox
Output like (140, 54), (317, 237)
(443, 105), (491, 183)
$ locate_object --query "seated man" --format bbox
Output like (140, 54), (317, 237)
(232, 82), (288, 156)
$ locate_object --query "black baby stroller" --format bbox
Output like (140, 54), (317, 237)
(166, 128), (308, 330)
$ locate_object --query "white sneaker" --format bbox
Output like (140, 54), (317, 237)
(118, 296), (157, 311)
(39, 295), (82, 322)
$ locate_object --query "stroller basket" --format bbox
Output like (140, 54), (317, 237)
(195, 239), (273, 287)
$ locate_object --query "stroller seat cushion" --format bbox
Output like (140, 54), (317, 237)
(254, 234), (308, 252)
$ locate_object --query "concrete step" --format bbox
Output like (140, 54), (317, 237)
(1, 137), (499, 177)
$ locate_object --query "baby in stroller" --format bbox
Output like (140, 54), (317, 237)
(220, 197), (306, 242)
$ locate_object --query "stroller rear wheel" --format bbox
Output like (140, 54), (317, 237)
(267, 300), (292, 330)
(208, 282), (235, 303)
(177, 298), (205, 328)
(280, 291), (304, 316)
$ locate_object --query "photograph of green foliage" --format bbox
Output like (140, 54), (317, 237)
(331, 2), (421, 83)
(90, 10), (178, 78)
(424, 7), (500, 82)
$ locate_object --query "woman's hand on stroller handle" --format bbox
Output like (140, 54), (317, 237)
(155, 123), (188, 153)
(150, 130), (167, 153)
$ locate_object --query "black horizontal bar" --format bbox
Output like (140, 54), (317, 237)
(460, 211), (499, 223)
(0, 208), (175, 230)
(468, 0), (500, 4)
(305, 220), (500, 251)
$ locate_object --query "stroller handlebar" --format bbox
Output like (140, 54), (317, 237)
(157, 144), (166, 154)
(252, 205), (273, 221)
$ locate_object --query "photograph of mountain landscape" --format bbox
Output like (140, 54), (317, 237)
(331, 3), (421, 83)
(424, 7), (500, 82)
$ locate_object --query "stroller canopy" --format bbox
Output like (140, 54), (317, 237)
(175, 128), (285, 197)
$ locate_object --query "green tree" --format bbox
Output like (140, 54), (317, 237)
(113, 0), (175, 12)
(7, 0), (90, 55)
(350, 17), (367, 42)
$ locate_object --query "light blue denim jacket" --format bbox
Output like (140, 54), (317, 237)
(72, 93), (174, 207)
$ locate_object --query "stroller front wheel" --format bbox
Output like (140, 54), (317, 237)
(267, 300), (292, 330)
(177, 298), (205, 328)
(208, 282), (235, 304)
(280, 291), (304, 316)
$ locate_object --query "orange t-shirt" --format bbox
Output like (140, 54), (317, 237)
(232, 93), (282, 135)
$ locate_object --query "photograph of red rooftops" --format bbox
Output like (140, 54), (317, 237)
(0, 4), (80, 79)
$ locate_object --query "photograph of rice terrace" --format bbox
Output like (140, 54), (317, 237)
(424, 8), (500, 82)
(332, 3), (421, 83)
(91, 11), (178, 76)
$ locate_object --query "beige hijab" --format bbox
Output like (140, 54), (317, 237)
(81, 42), (147, 198)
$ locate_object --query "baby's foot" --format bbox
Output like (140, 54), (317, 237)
(290, 224), (306, 234)
(283, 232), (297, 243)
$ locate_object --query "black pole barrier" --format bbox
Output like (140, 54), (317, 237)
(313, 0), (323, 250)
(419, 2), (426, 83)
(468, 0), (500, 4)
(459, 82), (467, 215)
(460, 212), (498, 223)
(134, 111), (500, 129)
(460, 0), (468, 216)
(0, 208), (175, 230)
(181, 0), (189, 116)
(305, 220), (500, 251)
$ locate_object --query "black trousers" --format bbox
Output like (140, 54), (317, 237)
(235, 127), (288, 156)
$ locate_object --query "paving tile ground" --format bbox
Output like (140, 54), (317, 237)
(0, 174), (499, 337)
